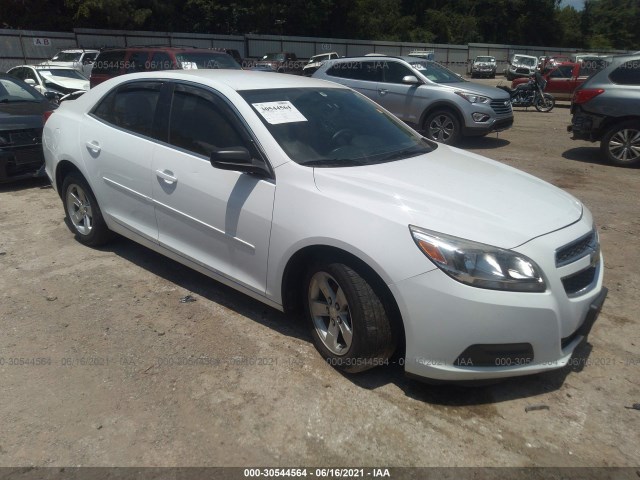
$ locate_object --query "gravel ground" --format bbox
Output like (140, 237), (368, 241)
(0, 78), (638, 469)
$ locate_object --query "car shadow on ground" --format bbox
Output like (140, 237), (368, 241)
(0, 176), (50, 192)
(458, 136), (510, 149)
(96, 234), (591, 406)
(562, 146), (607, 165)
(98, 235), (309, 343)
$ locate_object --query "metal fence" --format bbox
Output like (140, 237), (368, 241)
(0, 28), (632, 76)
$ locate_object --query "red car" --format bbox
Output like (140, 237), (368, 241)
(511, 61), (600, 100)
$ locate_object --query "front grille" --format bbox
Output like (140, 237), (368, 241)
(490, 99), (513, 115)
(556, 230), (598, 267)
(562, 266), (597, 296)
(8, 129), (42, 147)
(515, 67), (530, 75)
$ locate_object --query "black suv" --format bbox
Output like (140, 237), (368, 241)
(568, 54), (640, 167)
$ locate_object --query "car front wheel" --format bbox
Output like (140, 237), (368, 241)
(601, 121), (640, 167)
(304, 261), (396, 373)
(62, 173), (112, 246)
(424, 110), (461, 145)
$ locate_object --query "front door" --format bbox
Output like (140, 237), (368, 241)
(151, 83), (275, 294)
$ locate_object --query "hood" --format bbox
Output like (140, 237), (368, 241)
(44, 75), (89, 91)
(312, 147), (582, 249)
(438, 81), (510, 100)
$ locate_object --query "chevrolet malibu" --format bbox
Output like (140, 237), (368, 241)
(43, 71), (606, 381)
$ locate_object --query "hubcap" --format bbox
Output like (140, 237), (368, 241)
(308, 271), (353, 355)
(66, 184), (93, 235)
(609, 128), (640, 163)
(428, 114), (455, 142)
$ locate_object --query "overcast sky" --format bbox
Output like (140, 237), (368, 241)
(560, 0), (585, 10)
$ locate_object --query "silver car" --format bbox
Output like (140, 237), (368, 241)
(313, 56), (513, 144)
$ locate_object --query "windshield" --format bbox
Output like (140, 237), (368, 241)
(37, 68), (88, 80)
(262, 53), (285, 61)
(476, 56), (495, 62)
(407, 61), (465, 83)
(309, 54), (329, 63)
(175, 53), (241, 70)
(51, 52), (82, 62)
(240, 88), (434, 167)
(514, 56), (537, 66)
(0, 78), (42, 103)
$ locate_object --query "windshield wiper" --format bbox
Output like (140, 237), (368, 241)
(300, 158), (365, 167)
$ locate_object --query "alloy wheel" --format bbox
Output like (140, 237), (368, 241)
(428, 114), (455, 142)
(66, 183), (93, 235)
(608, 128), (640, 163)
(308, 271), (354, 355)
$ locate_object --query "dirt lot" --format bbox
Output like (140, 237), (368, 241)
(0, 78), (639, 470)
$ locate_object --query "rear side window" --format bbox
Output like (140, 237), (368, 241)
(609, 60), (640, 85)
(149, 52), (173, 71)
(92, 51), (127, 74)
(168, 84), (246, 157)
(92, 82), (162, 138)
(549, 65), (574, 78)
(127, 51), (150, 72)
(326, 61), (383, 82)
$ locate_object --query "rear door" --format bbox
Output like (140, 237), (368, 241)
(151, 82), (275, 294)
(324, 60), (382, 103)
(81, 80), (164, 242)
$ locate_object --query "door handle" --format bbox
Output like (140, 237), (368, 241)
(378, 89), (388, 96)
(156, 169), (178, 184)
(85, 141), (101, 153)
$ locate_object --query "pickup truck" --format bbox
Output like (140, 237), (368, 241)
(253, 52), (303, 74)
(511, 61), (606, 100)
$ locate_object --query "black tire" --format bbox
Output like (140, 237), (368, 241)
(506, 72), (513, 81)
(423, 109), (461, 145)
(534, 93), (555, 112)
(600, 121), (640, 167)
(303, 261), (396, 373)
(62, 172), (112, 246)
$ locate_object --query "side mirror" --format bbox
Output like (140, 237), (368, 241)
(210, 147), (271, 177)
(402, 75), (420, 84)
(24, 78), (36, 85)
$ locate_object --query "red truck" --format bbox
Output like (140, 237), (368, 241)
(511, 61), (602, 100)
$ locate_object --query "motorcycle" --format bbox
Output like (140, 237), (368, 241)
(497, 72), (555, 112)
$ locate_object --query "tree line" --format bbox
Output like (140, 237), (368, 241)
(1, 0), (638, 50)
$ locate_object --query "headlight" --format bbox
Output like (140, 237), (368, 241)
(409, 226), (546, 292)
(455, 91), (490, 104)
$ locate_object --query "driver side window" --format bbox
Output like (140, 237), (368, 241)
(382, 62), (414, 84)
(168, 84), (252, 158)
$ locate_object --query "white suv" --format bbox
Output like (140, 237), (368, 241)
(44, 49), (100, 77)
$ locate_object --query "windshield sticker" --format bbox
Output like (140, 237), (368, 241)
(180, 62), (198, 70)
(252, 101), (308, 124)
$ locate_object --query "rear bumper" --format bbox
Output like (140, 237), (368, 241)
(568, 110), (605, 142)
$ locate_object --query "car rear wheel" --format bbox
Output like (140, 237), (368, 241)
(62, 173), (112, 246)
(601, 121), (640, 167)
(424, 110), (461, 145)
(304, 261), (396, 373)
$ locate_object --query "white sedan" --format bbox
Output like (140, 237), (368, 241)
(7, 65), (89, 102)
(42, 70), (606, 381)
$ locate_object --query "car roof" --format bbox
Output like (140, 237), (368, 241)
(98, 46), (229, 53)
(57, 49), (99, 53)
(106, 69), (348, 91)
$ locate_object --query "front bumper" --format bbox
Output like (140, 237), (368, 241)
(391, 217), (606, 381)
(463, 116), (514, 136)
(0, 146), (45, 183)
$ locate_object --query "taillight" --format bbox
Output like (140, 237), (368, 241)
(43, 111), (54, 124)
(573, 88), (604, 105)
